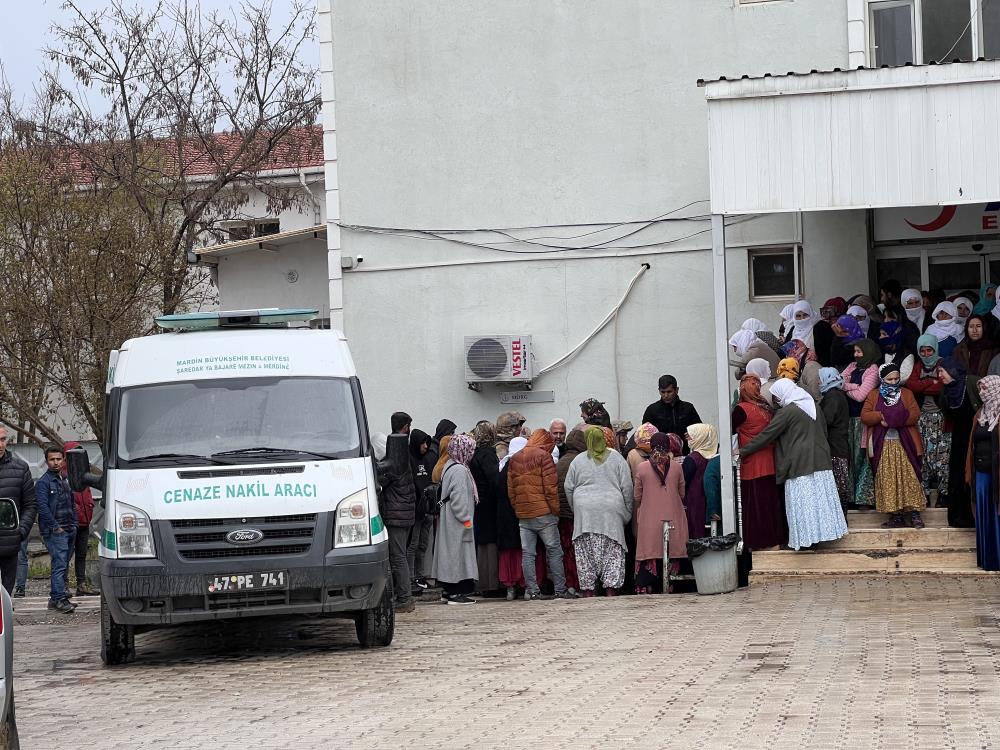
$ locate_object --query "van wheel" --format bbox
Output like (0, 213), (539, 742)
(0, 692), (20, 750)
(101, 594), (135, 665)
(355, 580), (394, 649)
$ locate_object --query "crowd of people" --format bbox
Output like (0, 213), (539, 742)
(374, 377), (719, 607)
(729, 279), (1000, 571)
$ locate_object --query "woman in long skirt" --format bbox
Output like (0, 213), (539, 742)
(732, 375), (784, 549)
(469, 421), (500, 593)
(906, 334), (952, 506)
(740, 379), (848, 550)
(495, 437), (529, 599)
(842, 339), (881, 507)
(860, 364), (926, 528)
(633, 432), (688, 593)
(819, 367), (851, 511)
(564, 428), (634, 596)
(967, 376), (1000, 570)
(430, 434), (480, 604)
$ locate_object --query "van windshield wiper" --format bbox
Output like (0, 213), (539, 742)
(126, 453), (227, 465)
(211, 446), (336, 461)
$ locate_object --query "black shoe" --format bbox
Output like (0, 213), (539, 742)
(556, 589), (580, 600)
(12, 586), (24, 598)
(414, 577), (429, 590)
(394, 599), (416, 613)
(47, 599), (75, 614)
(446, 595), (475, 605)
(527, 591), (554, 601)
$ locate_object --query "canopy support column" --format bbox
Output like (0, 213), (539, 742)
(712, 214), (735, 537)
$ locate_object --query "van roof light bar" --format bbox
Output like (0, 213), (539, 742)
(155, 308), (318, 331)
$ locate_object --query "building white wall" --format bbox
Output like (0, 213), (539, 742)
(316, 1), (868, 434)
(213, 240), (331, 318)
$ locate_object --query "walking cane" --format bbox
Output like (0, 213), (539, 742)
(661, 520), (672, 595)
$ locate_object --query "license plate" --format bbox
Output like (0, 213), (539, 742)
(206, 570), (288, 594)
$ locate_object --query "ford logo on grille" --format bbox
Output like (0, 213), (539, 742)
(226, 529), (264, 545)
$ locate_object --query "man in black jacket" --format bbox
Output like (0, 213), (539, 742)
(0, 427), (37, 594)
(377, 433), (416, 613)
(407, 429), (435, 592)
(641, 375), (702, 453)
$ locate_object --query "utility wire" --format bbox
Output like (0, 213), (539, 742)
(938, 0), (985, 63)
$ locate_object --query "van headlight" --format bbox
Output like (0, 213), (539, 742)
(334, 490), (371, 548)
(116, 502), (156, 559)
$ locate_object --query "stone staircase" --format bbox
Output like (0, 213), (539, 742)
(750, 507), (996, 579)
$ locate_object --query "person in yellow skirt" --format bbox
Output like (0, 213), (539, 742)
(860, 363), (926, 528)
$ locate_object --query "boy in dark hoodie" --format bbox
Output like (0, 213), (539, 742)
(407, 429), (436, 592)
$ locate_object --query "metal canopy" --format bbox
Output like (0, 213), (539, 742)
(702, 60), (1000, 215)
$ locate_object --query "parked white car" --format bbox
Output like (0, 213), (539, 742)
(0, 497), (21, 748)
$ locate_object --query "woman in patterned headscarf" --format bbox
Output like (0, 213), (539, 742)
(626, 422), (659, 478)
(733, 376), (784, 550)
(776, 357), (800, 382)
(579, 398), (613, 429)
(431, 434), (480, 604)
(469, 421), (500, 594)
(633, 432), (688, 593)
(970, 375), (1000, 570)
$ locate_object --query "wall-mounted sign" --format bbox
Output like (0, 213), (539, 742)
(874, 202), (1000, 242)
(500, 390), (555, 404)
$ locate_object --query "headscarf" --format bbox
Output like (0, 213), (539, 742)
(600, 426), (617, 454)
(974, 284), (998, 316)
(854, 294), (878, 316)
(854, 338), (882, 370)
(834, 314), (865, 342)
(978, 375), (1000, 430)
(768, 377), (817, 420)
(432, 435), (453, 482)
(648, 432), (674, 486)
(584, 426), (610, 464)
(953, 297), (974, 325)
(448, 434), (476, 466)
(878, 321), (903, 354)
(526, 428), (555, 454)
(901, 288), (926, 329)
(635, 422), (658, 453)
(739, 374), (771, 411)
(790, 300), (821, 343)
(686, 424), (719, 460)
(916, 333), (941, 369)
(471, 420), (496, 447)
(818, 366), (844, 394)
(777, 357), (800, 381)
(371, 432), (388, 462)
(847, 304), (871, 335)
(742, 318), (767, 333)
(729, 328), (758, 357)
(991, 297), (1000, 326)
(925, 301), (965, 343)
(579, 398), (612, 428)
(823, 297), (848, 316)
(499, 436), (527, 471)
(779, 303), (795, 334)
(878, 362), (902, 407)
(745, 358), (772, 381)
(781, 338), (816, 363)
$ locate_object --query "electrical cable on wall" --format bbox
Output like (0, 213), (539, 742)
(537, 263), (650, 376)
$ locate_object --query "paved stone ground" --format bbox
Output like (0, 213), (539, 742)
(12, 576), (1000, 749)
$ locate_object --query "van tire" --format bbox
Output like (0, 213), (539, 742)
(355, 580), (394, 649)
(101, 594), (135, 666)
(0, 692), (20, 750)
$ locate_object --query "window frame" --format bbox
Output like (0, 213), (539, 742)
(747, 244), (804, 303)
(866, 0), (987, 65)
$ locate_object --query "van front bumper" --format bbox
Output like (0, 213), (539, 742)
(100, 542), (390, 626)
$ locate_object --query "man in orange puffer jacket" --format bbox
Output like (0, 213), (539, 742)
(507, 429), (577, 600)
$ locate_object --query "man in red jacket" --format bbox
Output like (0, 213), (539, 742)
(64, 442), (98, 596)
(507, 429), (576, 600)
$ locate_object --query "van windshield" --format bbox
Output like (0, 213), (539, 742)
(117, 377), (363, 465)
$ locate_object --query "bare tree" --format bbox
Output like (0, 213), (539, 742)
(0, 0), (320, 445)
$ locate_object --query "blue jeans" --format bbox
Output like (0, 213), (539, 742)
(15, 537), (28, 589)
(43, 530), (74, 603)
(519, 514), (566, 595)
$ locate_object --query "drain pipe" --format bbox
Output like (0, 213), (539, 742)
(299, 169), (321, 224)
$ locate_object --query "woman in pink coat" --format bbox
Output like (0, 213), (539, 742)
(633, 432), (688, 594)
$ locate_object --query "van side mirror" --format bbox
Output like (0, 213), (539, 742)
(0, 498), (18, 531)
(66, 447), (104, 493)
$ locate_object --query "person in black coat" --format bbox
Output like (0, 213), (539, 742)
(0, 428), (37, 594)
(407, 429), (435, 591)
(377, 433), (416, 612)
(470, 421), (500, 593)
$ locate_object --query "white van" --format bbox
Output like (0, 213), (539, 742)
(67, 309), (393, 664)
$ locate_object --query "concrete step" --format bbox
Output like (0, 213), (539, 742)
(750, 548), (980, 577)
(846, 507), (949, 529)
(816, 527), (976, 551)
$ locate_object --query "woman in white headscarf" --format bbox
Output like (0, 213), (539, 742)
(924, 301), (964, 357)
(497, 436), (529, 599)
(778, 304), (796, 340)
(787, 301), (821, 349)
(953, 296), (974, 327)
(730, 328), (780, 379)
(847, 304), (871, 336)
(746, 358), (776, 406)
(901, 288), (928, 332)
(740, 378), (849, 550)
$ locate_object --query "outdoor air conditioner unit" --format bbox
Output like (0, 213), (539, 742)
(464, 335), (534, 385)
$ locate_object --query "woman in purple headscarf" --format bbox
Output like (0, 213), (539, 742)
(830, 314), (866, 370)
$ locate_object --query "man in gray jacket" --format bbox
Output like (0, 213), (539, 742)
(0, 427), (37, 593)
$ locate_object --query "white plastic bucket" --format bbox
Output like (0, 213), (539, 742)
(691, 545), (738, 595)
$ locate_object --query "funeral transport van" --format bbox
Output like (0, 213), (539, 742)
(67, 309), (393, 664)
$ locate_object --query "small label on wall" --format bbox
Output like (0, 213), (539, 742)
(500, 390), (555, 404)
